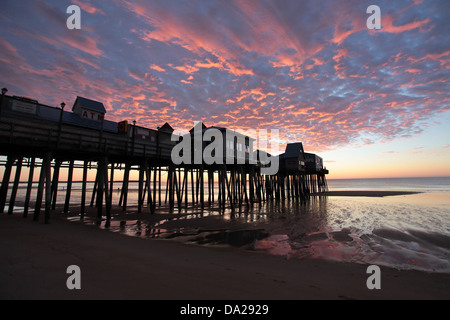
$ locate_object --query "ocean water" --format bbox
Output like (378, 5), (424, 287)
(4, 176), (450, 273)
(327, 177), (450, 193)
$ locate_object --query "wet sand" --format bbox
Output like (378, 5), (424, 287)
(1, 209), (449, 300)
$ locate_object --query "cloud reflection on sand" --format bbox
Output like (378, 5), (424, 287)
(253, 193), (450, 273)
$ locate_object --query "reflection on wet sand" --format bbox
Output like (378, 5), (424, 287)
(66, 191), (450, 273)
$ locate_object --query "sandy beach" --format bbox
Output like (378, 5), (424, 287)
(1, 205), (449, 300)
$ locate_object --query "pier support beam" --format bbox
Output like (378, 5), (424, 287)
(96, 158), (105, 219)
(33, 152), (52, 223)
(104, 159), (111, 220)
(200, 166), (204, 210)
(63, 160), (74, 213)
(43, 153), (52, 224)
(7, 157), (23, 215)
(51, 160), (62, 211)
(138, 159), (146, 213)
(120, 163), (131, 211)
(23, 157), (35, 218)
(146, 163), (155, 214)
(0, 156), (15, 214)
(96, 156), (110, 220)
(109, 162), (114, 211)
(80, 160), (88, 217)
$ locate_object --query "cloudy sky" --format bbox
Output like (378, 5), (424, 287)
(1, 0), (449, 178)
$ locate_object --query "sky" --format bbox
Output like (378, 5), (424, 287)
(0, 0), (449, 179)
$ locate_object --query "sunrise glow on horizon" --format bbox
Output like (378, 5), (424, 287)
(0, 0), (449, 180)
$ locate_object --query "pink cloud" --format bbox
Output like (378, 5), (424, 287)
(72, 0), (106, 15)
(150, 64), (167, 72)
(382, 15), (430, 34)
(36, 33), (103, 57)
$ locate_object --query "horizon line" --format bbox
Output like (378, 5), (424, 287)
(10, 175), (450, 184)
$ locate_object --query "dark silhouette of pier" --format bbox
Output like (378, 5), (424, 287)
(0, 91), (328, 223)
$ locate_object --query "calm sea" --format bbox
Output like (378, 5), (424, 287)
(6, 176), (450, 273)
(327, 177), (450, 193)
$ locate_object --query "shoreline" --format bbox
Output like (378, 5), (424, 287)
(1, 209), (449, 300)
(312, 190), (422, 197)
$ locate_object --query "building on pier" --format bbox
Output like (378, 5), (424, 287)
(72, 96), (106, 122)
(304, 152), (324, 173)
(279, 142), (306, 173)
(174, 122), (256, 166)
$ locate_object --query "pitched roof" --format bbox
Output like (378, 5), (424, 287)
(73, 96), (106, 113)
(158, 122), (174, 133)
(283, 142), (304, 158)
(189, 122), (207, 133)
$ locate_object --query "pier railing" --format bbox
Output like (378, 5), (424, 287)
(0, 111), (174, 162)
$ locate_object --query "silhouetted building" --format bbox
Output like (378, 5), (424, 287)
(304, 152), (323, 172)
(279, 142), (306, 172)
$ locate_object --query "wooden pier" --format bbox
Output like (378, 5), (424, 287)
(0, 92), (328, 223)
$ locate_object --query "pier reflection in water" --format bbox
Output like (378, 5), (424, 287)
(67, 195), (330, 247)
